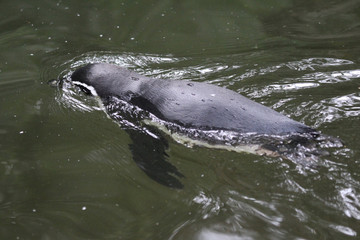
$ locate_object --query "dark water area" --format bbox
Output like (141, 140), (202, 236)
(1, 0), (360, 239)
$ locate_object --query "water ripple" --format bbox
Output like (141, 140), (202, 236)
(304, 93), (360, 127)
(339, 188), (360, 220)
(193, 191), (222, 220)
(329, 224), (357, 237)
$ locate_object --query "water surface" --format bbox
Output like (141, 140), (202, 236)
(1, 0), (360, 239)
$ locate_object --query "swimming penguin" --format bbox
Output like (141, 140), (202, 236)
(69, 63), (319, 188)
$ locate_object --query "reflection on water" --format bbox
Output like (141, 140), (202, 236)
(311, 93), (360, 127)
(340, 188), (360, 220)
(1, 0), (360, 239)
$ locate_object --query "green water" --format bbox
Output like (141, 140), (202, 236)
(1, 0), (360, 239)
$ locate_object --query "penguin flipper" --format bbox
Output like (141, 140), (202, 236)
(127, 129), (184, 189)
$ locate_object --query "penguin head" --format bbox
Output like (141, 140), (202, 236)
(71, 63), (125, 97)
